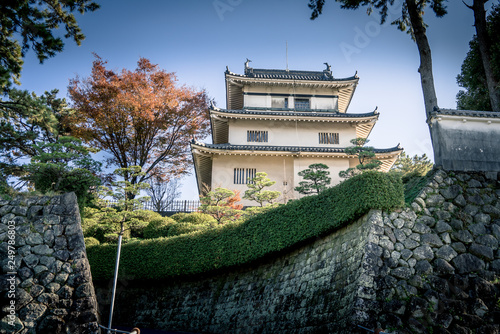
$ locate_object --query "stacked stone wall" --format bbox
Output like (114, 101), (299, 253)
(94, 170), (500, 334)
(94, 214), (374, 334)
(355, 169), (500, 333)
(0, 193), (99, 334)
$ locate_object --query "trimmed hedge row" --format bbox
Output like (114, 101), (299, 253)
(87, 171), (404, 280)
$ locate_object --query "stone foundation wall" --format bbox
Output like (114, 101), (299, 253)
(357, 169), (500, 333)
(0, 193), (99, 334)
(94, 170), (500, 334)
(94, 213), (375, 334)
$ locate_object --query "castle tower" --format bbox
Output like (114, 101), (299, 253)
(191, 61), (402, 205)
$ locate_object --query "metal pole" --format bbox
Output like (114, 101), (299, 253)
(107, 233), (123, 334)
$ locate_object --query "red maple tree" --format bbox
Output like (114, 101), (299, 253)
(68, 55), (210, 186)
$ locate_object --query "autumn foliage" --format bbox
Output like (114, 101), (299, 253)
(68, 55), (210, 185)
(199, 188), (243, 224)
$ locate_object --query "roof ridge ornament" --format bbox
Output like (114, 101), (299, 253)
(373, 106), (379, 114)
(209, 99), (219, 110)
(244, 58), (253, 74)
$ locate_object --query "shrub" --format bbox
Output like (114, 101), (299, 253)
(170, 212), (217, 225)
(126, 210), (165, 238)
(143, 218), (176, 239)
(167, 222), (212, 237)
(82, 207), (162, 243)
(87, 171), (404, 280)
(84, 237), (100, 247)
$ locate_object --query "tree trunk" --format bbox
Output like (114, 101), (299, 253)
(406, 0), (439, 119)
(472, 0), (500, 111)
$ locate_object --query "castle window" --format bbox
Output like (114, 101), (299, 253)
(271, 97), (288, 109)
(319, 132), (339, 144)
(234, 168), (256, 184)
(294, 98), (310, 110)
(247, 130), (268, 142)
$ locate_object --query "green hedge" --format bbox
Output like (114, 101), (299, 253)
(87, 171), (404, 280)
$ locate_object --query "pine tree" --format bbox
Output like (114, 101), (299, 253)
(295, 163), (331, 195)
(243, 172), (281, 207)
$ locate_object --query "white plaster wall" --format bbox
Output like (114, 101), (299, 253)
(212, 155), (295, 206)
(244, 95), (268, 109)
(434, 117), (500, 132)
(211, 154), (356, 206)
(228, 119), (357, 147)
(312, 97), (338, 110)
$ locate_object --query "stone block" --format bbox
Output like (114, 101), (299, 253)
(435, 221), (452, 233)
(23, 254), (39, 268)
(451, 242), (467, 253)
(421, 233), (444, 247)
(426, 194), (445, 207)
(435, 245), (458, 262)
(454, 194), (467, 207)
(404, 238), (419, 250)
(452, 254), (485, 274)
(19, 303), (47, 323)
(433, 258), (455, 275)
(469, 243), (494, 261)
(452, 230), (474, 244)
(413, 245), (434, 261)
(25, 233), (43, 245)
(475, 235), (498, 249)
(440, 185), (462, 200)
(414, 260), (433, 275)
(413, 223), (432, 234)
(31, 244), (53, 256)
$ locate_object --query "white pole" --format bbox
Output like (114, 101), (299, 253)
(107, 233), (123, 333)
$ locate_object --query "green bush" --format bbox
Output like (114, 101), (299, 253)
(126, 210), (165, 238)
(143, 218), (176, 239)
(87, 171), (404, 280)
(170, 212), (216, 225)
(84, 237), (100, 247)
(82, 208), (164, 243)
(143, 217), (213, 239)
(167, 222), (212, 237)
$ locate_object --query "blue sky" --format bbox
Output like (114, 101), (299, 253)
(18, 0), (489, 199)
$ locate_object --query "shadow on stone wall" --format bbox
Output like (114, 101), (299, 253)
(0, 192), (99, 334)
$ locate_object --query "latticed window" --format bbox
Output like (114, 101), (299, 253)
(294, 98), (310, 110)
(319, 132), (339, 144)
(247, 130), (268, 142)
(234, 168), (256, 184)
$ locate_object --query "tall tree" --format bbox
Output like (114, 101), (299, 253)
(68, 56), (211, 187)
(391, 151), (433, 177)
(464, 0), (500, 111)
(0, 0), (99, 91)
(0, 88), (72, 180)
(308, 0), (447, 118)
(22, 136), (102, 209)
(457, 2), (500, 111)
